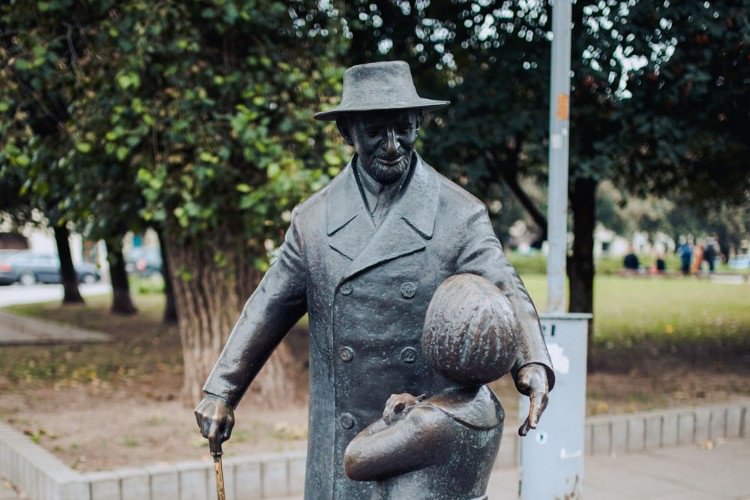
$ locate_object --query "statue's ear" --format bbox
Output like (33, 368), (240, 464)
(336, 116), (354, 146)
(414, 110), (423, 130)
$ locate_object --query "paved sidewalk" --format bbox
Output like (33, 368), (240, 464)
(485, 438), (749, 499)
(0, 310), (111, 345)
(272, 439), (750, 500)
(2, 439), (748, 499)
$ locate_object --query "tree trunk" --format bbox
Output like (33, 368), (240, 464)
(53, 225), (84, 305)
(165, 235), (296, 408)
(485, 147), (548, 248)
(156, 228), (178, 324)
(502, 171), (548, 246)
(105, 239), (137, 315)
(567, 178), (597, 353)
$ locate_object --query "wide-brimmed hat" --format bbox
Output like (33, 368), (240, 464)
(314, 60), (450, 121)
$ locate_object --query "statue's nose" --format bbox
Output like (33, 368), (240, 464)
(384, 127), (398, 154)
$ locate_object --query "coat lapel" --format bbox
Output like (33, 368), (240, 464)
(339, 153), (440, 281)
(327, 160), (375, 261)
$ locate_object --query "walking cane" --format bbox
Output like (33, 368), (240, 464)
(210, 438), (226, 500)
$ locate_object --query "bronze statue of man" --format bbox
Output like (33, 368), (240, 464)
(195, 60), (554, 499)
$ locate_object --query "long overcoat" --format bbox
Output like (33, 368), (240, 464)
(203, 153), (553, 499)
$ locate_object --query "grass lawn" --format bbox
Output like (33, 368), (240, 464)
(519, 274), (750, 365)
(0, 275), (748, 469)
(0, 292), (182, 391)
(2, 274), (749, 385)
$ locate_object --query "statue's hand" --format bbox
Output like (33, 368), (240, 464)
(194, 393), (235, 455)
(382, 393), (425, 425)
(516, 364), (549, 436)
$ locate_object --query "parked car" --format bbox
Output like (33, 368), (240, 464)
(125, 247), (162, 277)
(0, 251), (101, 285)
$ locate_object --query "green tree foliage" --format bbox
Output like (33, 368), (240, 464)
(0, 2), (96, 303)
(1, 1), (348, 404)
(342, 0), (749, 329)
(619, 0), (750, 206)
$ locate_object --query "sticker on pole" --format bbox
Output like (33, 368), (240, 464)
(547, 343), (570, 374)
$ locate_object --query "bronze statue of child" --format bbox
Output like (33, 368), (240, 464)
(344, 273), (520, 499)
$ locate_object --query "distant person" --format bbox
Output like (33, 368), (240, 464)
(692, 243), (704, 275)
(678, 242), (692, 276)
(623, 245), (640, 273)
(651, 253), (666, 275)
(656, 257), (666, 273)
(703, 239), (717, 273)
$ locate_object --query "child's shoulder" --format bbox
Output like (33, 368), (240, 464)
(424, 386), (504, 430)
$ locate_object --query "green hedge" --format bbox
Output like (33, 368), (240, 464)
(508, 252), (684, 276)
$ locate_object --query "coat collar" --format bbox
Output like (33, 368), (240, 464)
(326, 152), (439, 279)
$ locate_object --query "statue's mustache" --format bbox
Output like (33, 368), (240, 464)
(375, 149), (409, 164)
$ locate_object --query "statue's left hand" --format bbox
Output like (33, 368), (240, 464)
(516, 364), (549, 436)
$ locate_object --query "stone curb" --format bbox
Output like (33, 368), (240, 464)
(1, 401), (747, 499)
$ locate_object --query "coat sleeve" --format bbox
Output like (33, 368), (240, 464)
(455, 205), (555, 390)
(202, 208), (308, 407)
(344, 407), (449, 481)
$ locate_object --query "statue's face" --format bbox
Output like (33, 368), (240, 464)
(341, 110), (420, 184)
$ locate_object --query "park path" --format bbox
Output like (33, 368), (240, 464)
(0, 283), (110, 308)
(0, 310), (110, 345)
(266, 438), (750, 500)
(0, 282), (111, 345)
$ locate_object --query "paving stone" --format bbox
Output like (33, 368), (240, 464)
(694, 407), (711, 444)
(87, 471), (120, 500)
(677, 412), (695, 446)
(178, 464), (208, 500)
(645, 415), (662, 449)
(119, 468), (149, 500)
(58, 477), (91, 500)
(662, 413), (678, 447)
(726, 405), (742, 439)
(288, 455), (306, 495)
(262, 459), (288, 498)
(591, 423), (611, 456)
(147, 466), (179, 500)
(234, 461), (262, 499)
(610, 418), (628, 455)
(710, 407), (727, 440)
(627, 417), (645, 452)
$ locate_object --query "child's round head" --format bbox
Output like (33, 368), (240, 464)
(422, 274), (519, 386)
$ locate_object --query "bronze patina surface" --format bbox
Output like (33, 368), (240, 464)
(195, 60), (553, 499)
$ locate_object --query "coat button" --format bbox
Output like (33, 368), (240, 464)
(399, 282), (417, 299)
(340, 413), (355, 429)
(339, 346), (354, 362)
(400, 346), (417, 364)
(340, 283), (353, 295)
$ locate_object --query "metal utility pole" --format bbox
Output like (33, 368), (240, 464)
(520, 1), (589, 498)
(546, 0), (573, 315)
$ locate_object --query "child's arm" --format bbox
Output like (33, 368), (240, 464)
(344, 405), (450, 481)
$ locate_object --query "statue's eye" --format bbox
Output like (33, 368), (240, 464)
(396, 118), (413, 134)
(364, 124), (382, 137)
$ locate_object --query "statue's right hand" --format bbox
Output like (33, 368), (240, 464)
(194, 393), (235, 456)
